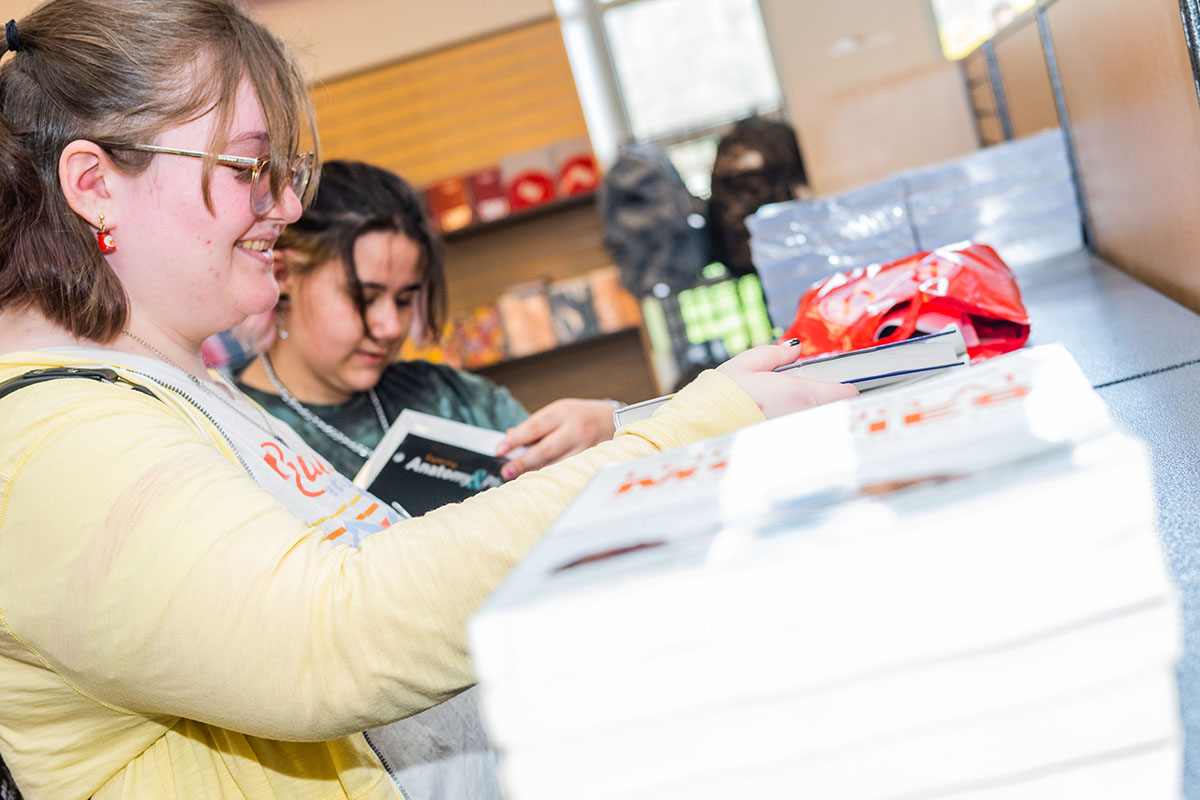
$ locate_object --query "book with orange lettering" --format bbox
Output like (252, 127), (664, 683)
(476, 343), (1116, 610)
(466, 344), (1180, 800)
(354, 409), (512, 518)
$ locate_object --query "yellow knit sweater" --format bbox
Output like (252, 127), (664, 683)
(0, 350), (763, 799)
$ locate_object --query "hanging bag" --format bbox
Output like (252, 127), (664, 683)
(600, 143), (710, 295)
(708, 116), (809, 277)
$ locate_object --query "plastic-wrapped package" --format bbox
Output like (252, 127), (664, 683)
(750, 129), (1084, 330)
(746, 177), (910, 249)
(747, 177), (917, 328)
(908, 172), (1075, 233)
(759, 241), (914, 333)
(902, 128), (1070, 201)
(904, 128), (1082, 263)
(749, 219), (916, 270)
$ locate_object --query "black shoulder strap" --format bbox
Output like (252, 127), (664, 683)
(0, 367), (159, 402)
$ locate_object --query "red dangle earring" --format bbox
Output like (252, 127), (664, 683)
(97, 214), (116, 254)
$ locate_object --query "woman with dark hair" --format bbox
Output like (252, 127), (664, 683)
(236, 159), (618, 481)
(233, 159), (629, 798)
(0, 1), (855, 796)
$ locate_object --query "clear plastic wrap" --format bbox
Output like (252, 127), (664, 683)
(749, 129), (1084, 330)
(748, 177), (916, 328)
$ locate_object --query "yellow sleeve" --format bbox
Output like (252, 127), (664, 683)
(0, 369), (761, 741)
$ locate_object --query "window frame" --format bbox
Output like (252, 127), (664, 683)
(555, 0), (789, 195)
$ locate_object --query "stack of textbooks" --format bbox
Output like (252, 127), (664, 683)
(468, 344), (1182, 800)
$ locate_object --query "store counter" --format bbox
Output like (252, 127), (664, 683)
(1018, 248), (1200, 795)
(1018, 249), (1200, 386)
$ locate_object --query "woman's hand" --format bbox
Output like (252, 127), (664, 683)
(716, 342), (859, 418)
(496, 398), (620, 479)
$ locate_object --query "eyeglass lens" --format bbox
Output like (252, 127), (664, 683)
(251, 153), (312, 216)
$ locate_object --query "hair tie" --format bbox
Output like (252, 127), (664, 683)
(5, 20), (21, 53)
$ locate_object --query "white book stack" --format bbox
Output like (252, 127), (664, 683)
(468, 344), (1182, 800)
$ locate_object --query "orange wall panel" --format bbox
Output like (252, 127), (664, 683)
(311, 20), (590, 187)
(1047, 0), (1200, 312)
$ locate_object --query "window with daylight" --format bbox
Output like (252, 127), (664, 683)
(930, 0), (1036, 60)
(555, 0), (785, 197)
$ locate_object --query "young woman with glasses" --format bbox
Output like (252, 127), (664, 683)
(0, 1), (856, 798)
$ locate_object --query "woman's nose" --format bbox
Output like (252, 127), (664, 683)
(370, 302), (405, 341)
(269, 183), (304, 224)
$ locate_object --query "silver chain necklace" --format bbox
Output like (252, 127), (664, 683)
(260, 351), (390, 460)
(121, 329), (283, 442)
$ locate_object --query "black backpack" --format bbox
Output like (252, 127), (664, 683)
(599, 143), (711, 295)
(0, 749), (20, 800)
(708, 116), (809, 277)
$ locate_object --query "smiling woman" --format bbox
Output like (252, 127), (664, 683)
(106, 75), (310, 347)
(0, 1), (856, 798)
(0, 9), (312, 346)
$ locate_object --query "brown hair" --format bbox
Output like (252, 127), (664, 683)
(276, 160), (447, 342)
(0, 0), (319, 342)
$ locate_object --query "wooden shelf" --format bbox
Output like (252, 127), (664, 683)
(442, 192), (596, 242)
(468, 326), (655, 411)
(434, 185), (646, 408)
(471, 326), (640, 373)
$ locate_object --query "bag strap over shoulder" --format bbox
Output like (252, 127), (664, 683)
(0, 367), (159, 402)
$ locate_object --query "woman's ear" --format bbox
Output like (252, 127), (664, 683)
(59, 139), (116, 230)
(273, 250), (294, 297)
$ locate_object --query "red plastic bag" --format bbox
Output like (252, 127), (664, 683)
(780, 242), (1030, 361)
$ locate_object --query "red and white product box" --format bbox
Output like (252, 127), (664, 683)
(425, 176), (473, 233)
(500, 147), (558, 211)
(467, 168), (510, 223)
(552, 136), (600, 196)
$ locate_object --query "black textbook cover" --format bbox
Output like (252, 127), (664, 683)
(365, 433), (506, 518)
(354, 409), (514, 519)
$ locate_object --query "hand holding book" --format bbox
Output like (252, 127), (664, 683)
(360, 341), (876, 515)
(614, 330), (967, 427)
(715, 340), (860, 418)
(499, 342), (862, 475)
(771, 326), (969, 389)
(496, 398), (623, 479)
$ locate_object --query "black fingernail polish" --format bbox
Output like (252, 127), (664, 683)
(783, 337), (801, 346)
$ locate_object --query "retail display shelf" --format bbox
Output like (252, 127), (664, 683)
(471, 325), (641, 374)
(443, 193), (596, 242)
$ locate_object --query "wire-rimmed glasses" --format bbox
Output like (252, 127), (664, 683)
(125, 144), (314, 216)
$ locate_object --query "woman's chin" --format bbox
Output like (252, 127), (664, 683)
(231, 279), (282, 320)
(346, 363), (388, 393)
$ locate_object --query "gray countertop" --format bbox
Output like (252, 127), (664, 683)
(1099, 369), (1200, 797)
(1019, 249), (1200, 387)
(1017, 249), (1200, 795)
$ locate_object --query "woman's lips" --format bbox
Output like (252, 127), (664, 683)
(237, 247), (273, 267)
